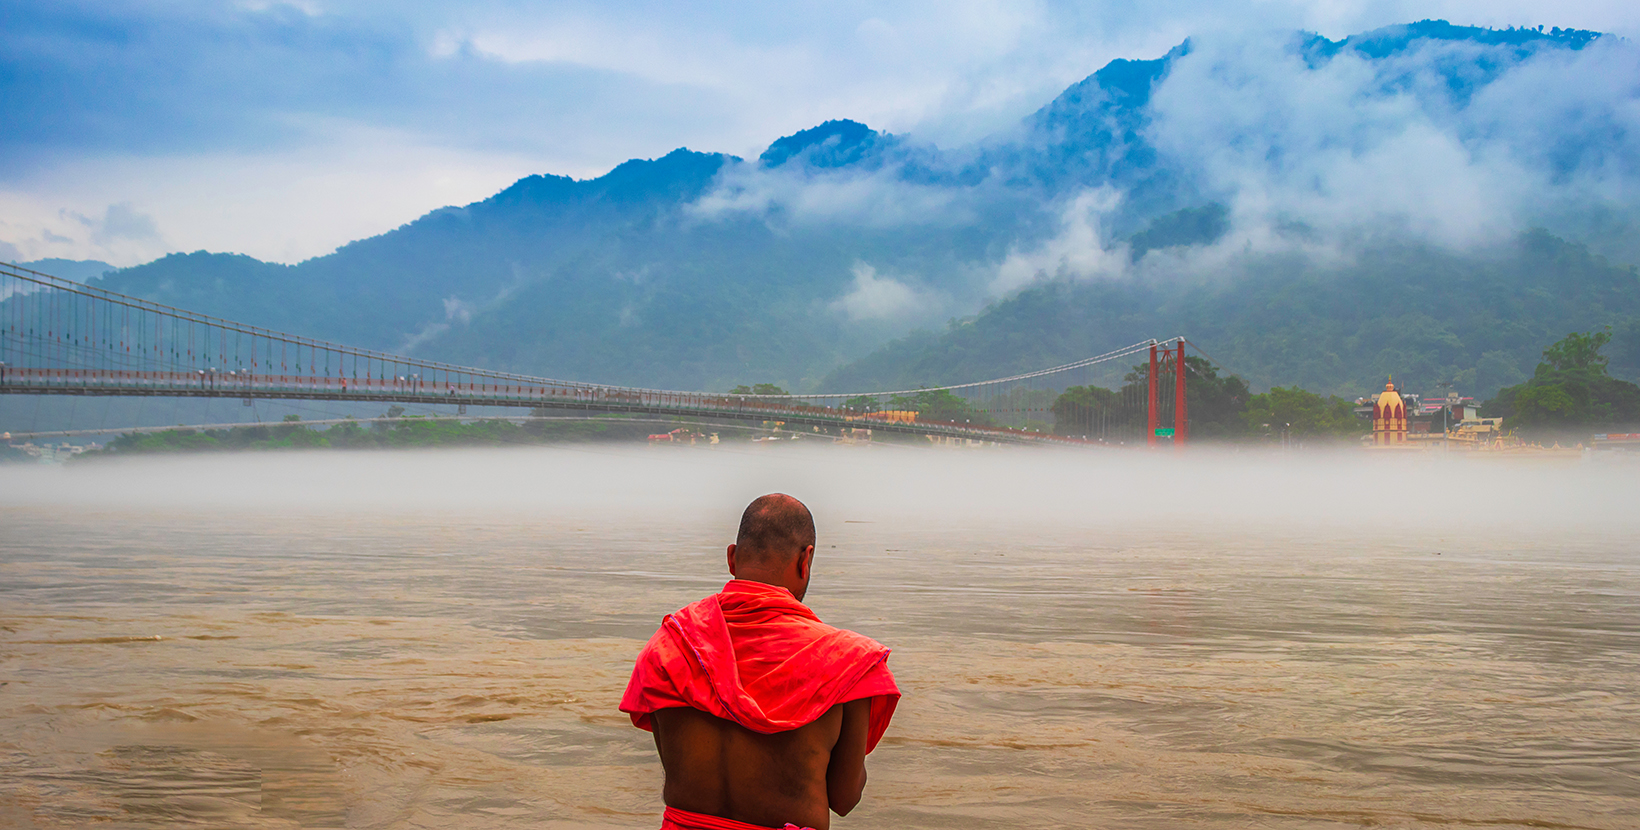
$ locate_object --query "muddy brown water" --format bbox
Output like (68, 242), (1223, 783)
(2, 446), (1637, 828)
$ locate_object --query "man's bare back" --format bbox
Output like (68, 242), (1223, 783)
(652, 698), (871, 830)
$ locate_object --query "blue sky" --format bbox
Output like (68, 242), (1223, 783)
(3, 0), (1637, 266)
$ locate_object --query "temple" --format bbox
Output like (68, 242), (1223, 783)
(1370, 378), (1407, 446)
(1359, 377), (1557, 454)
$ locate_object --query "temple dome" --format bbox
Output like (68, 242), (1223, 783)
(1375, 379), (1403, 416)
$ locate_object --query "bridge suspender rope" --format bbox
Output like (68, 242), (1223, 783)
(1, 262), (1215, 447)
(1148, 342), (1160, 447)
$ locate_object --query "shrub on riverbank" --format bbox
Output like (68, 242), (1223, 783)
(73, 413), (673, 459)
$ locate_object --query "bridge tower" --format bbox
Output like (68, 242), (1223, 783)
(1146, 341), (1190, 449)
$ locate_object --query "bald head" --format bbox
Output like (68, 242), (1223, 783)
(734, 493), (816, 566)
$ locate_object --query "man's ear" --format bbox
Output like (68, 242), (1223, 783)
(726, 543), (739, 577)
(795, 545), (815, 580)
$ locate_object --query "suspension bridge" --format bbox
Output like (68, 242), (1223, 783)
(1, 262), (1207, 447)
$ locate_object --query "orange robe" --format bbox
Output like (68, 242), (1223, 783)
(620, 579), (900, 753)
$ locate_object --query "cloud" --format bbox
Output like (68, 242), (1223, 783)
(441, 296), (476, 324)
(832, 262), (937, 320)
(0, 199), (169, 265)
(397, 320), (450, 353)
(690, 161), (971, 228)
(1144, 29), (1639, 253)
(0, 1), (736, 183)
(1463, 37), (1640, 198)
(992, 189), (1129, 293)
(0, 0), (1117, 178)
(0, 123), (544, 265)
(68, 203), (163, 246)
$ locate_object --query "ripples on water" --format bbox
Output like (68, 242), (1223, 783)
(2, 446), (1638, 828)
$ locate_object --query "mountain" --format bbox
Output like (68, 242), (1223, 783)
(83, 140), (1013, 391)
(17, 258), (115, 283)
(58, 20), (1640, 397)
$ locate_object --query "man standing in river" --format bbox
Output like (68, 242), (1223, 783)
(620, 494), (900, 830)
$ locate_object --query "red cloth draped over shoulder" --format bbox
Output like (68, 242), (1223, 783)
(621, 580), (899, 752)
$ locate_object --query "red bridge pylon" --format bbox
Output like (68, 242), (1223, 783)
(1145, 340), (1189, 449)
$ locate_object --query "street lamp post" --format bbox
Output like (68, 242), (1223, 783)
(1437, 380), (1454, 449)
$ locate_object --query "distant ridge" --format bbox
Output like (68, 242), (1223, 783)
(15, 258), (114, 283)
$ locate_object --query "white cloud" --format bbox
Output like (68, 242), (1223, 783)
(397, 320), (450, 353)
(0, 123), (542, 266)
(71, 203), (164, 247)
(993, 189), (1129, 294)
(442, 296), (477, 324)
(832, 262), (935, 320)
(690, 162), (970, 228)
(0, 199), (169, 266)
(1143, 29), (1632, 254)
(1463, 37), (1640, 202)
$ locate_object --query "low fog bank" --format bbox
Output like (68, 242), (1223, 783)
(2, 445), (1633, 543)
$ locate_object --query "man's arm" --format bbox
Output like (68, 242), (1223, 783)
(825, 698), (873, 816)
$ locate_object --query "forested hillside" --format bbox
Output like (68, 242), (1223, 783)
(825, 230), (1640, 399)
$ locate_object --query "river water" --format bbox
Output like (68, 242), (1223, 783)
(2, 445), (1638, 829)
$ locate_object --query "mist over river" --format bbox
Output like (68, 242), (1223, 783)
(2, 445), (1638, 829)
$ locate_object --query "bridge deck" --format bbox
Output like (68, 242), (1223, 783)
(0, 368), (1095, 446)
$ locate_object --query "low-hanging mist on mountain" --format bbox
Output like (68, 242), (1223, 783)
(29, 20), (1640, 397)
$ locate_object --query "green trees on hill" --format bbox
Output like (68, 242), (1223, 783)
(888, 389), (994, 425)
(1240, 388), (1363, 440)
(1482, 329), (1640, 439)
(824, 231), (1640, 403)
(1541, 329), (1614, 373)
(842, 395), (881, 413)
